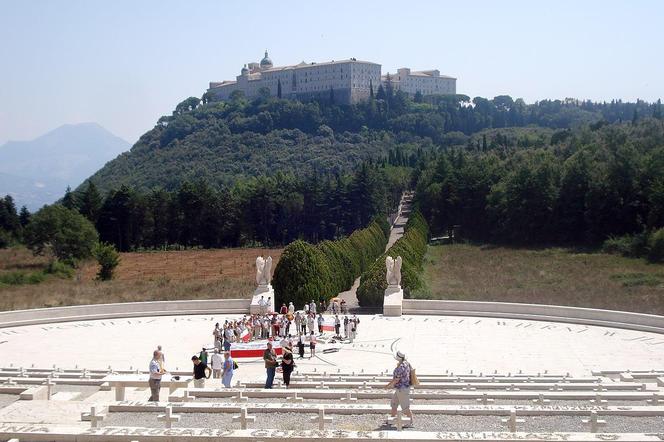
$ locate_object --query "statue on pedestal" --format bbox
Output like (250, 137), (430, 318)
(385, 256), (402, 287)
(255, 256), (272, 286)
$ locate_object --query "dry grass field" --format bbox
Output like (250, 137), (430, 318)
(0, 247), (282, 311)
(416, 244), (664, 314)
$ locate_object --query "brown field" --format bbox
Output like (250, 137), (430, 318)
(416, 244), (664, 315)
(0, 247), (282, 311)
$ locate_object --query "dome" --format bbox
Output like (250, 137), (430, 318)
(260, 50), (273, 69)
(240, 64), (249, 75)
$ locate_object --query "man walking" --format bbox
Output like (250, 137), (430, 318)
(263, 341), (278, 388)
(148, 350), (164, 401)
(385, 351), (413, 426)
(221, 351), (234, 388)
(192, 355), (211, 388)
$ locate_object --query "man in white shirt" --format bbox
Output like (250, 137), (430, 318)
(149, 350), (164, 402)
(310, 300), (317, 314)
(211, 349), (223, 379)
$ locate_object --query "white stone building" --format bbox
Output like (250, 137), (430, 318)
(207, 51), (456, 104)
(208, 51), (381, 105)
(382, 68), (456, 97)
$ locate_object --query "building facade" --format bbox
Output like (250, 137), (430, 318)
(207, 51), (456, 104)
(383, 68), (456, 96)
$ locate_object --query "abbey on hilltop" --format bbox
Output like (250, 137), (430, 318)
(207, 51), (457, 105)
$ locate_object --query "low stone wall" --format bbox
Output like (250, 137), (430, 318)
(403, 299), (664, 334)
(0, 299), (250, 329)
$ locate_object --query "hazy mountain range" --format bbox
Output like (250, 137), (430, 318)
(0, 123), (130, 210)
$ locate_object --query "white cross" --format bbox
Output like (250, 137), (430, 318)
(157, 406), (180, 429)
(319, 381), (328, 389)
(387, 411), (410, 431)
(590, 393), (607, 405)
(506, 384), (520, 391)
(647, 393), (664, 405)
(501, 409), (524, 432)
(462, 383), (476, 391)
(44, 377), (55, 400)
(532, 394), (550, 405)
(6, 378), (16, 386)
(310, 406), (333, 430)
(183, 390), (195, 402)
(476, 393), (494, 405)
(341, 391), (357, 402)
(287, 392), (304, 402)
(232, 391), (248, 402)
(582, 411), (607, 433)
(18, 367), (27, 378)
(82, 405), (105, 429)
(82, 369), (90, 380)
(549, 384), (563, 391)
(232, 407), (256, 430)
(235, 380), (243, 388)
(593, 384), (607, 392)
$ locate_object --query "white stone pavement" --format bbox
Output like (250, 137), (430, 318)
(1, 314), (663, 383)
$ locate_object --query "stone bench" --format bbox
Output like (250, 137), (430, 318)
(102, 374), (193, 401)
(290, 374), (601, 384)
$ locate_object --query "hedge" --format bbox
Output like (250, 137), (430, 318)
(356, 210), (429, 307)
(273, 218), (389, 308)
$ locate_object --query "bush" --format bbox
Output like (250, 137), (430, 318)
(602, 232), (649, 258)
(93, 242), (121, 280)
(357, 210), (429, 307)
(272, 240), (334, 308)
(0, 271), (46, 285)
(273, 219), (389, 308)
(45, 260), (75, 279)
(24, 205), (99, 264)
(648, 228), (664, 263)
(0, 229), (11, 249)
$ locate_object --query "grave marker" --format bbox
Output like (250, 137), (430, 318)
(232, 391), (248, 402)
(81, 406), (105, 429)
(310, 406), (332, 430)
(501, 409), (524, 433)
(582, 411), (607, 433)
(476, 393), (494, 405)
(157, 406), (180, 429)
(232, 407), (256, 430)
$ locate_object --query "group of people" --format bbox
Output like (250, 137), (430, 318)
(147, 322), (415, 428)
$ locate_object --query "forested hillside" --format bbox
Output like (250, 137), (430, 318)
(84, 90), (661, 195)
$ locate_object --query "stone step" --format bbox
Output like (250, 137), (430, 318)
(1, 425), (663, 441)
(109, 400), (664, 417)
(290, 375), (602, 384)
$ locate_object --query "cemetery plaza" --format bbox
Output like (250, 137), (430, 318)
(1, 307), (664, 441)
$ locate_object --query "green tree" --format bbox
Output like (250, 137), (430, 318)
(78, 181), (103, 224)
(62, 186), (77, 210)
(174, 97), (201, 115)
(19, 206), (31, 227)
(93, 242), (121, 280)
(24, 205), (99, 263)
(277, 79), (282, 99)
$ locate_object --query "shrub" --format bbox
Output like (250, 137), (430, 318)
(273, 240), (334, 308)
(648, 228), (664, 263)
(602, 232), (649, 258)
(45, 260), (75, 279)
(273, 220), (389, 308)
(93, 242), (121, 280)
(0, 271), (46, 285)
(357, 210), (429, 307)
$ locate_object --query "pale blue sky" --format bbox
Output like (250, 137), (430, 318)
(1, 0), (662, 145)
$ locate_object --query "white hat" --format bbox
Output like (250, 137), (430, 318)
(395, 351), (406, 361)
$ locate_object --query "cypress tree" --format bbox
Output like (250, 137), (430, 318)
(277, 79), (282, 99)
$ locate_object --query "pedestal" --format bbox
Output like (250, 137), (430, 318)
(249, 285), (275, 314)
(383, 286), (403, 317)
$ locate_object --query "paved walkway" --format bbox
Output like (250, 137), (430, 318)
(336, 192), (413, 311)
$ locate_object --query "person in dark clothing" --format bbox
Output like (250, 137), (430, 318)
(281, 351), (294, 387)
(297, 335), (305, 359)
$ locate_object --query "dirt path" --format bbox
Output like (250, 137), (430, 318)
(336, 192), (413, 311)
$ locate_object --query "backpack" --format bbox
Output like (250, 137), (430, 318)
(233, 360), (239, 370)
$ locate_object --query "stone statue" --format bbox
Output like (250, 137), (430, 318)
(385, 256), (402, 287)
(255, 256), (273, 286)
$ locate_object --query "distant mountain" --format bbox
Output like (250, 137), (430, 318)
(0, 123), (130, 210)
